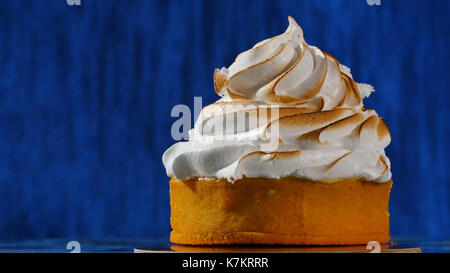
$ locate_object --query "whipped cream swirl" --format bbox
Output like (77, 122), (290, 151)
(163, 17), (392, 183)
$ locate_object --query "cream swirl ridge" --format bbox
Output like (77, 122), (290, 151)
(214, 16), (374, 110)
(162, 17), (392, 183)
(163, 102), (391, 182)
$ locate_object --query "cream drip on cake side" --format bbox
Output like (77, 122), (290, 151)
(162, 17), (392, 183)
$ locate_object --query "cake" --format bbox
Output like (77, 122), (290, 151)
(162, 17), (392, 245)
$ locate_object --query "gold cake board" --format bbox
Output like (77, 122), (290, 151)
(134, 244), (422, 253)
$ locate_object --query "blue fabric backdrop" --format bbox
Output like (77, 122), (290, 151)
(0, 0), (448, 240)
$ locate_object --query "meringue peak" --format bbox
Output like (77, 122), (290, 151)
(214, 16), (373, 112)
(286, 16), (305, 43)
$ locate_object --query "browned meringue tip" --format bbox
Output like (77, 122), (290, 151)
(341, 73), (362, 105)
(239, 150), (301, 163)
(322, 112), (365, 131)
(297, 128), (322, 143)
(326, 152), (351, 171)
(287, 16), (301, 31)
(276, 108), (354, 127)
(227, 40), (293, 97)
(357, 114), (378, 137)
(213, 68), (227, 95)
(379, 155), (389, 175)
(377, 118), (391, 140)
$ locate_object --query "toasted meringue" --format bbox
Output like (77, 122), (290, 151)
(163, 17), (392, 183)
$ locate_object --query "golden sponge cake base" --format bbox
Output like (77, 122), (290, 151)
(170, 177), (392, 245)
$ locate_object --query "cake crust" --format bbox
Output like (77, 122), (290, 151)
(170, 177), (392, 246)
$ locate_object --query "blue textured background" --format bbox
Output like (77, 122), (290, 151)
(0, 0), (448, 240)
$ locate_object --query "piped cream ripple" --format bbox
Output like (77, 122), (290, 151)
(163, 17), (392, 183)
